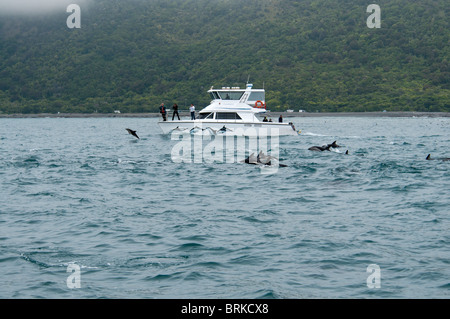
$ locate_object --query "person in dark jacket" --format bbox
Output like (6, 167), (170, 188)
(172, 103), (180, 120)
(159, 103), (167, 121)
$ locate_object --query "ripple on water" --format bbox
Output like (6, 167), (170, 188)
(1, 117), (449, 298)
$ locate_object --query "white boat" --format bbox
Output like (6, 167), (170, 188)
(158, 83), (299, 136)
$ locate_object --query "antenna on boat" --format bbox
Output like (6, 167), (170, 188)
(246, 75), (250, 84)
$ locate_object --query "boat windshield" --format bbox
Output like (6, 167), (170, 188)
(248, 92), (265, 101)
(198, 112), (213, 119)
(209, 92), (220, 100)
(212, 91), (244, 100)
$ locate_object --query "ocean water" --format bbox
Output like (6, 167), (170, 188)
(0, 116), (448, 299)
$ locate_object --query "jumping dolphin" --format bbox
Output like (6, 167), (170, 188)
(308, 141), (340, 152)
(189, 126), (218, 135)
(189, 126), (202, 133)
(426, 154), (450, 161)
(126, 128), (139, 139)
(218, 125), (233, 133)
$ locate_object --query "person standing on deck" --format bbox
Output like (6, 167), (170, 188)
(189, 104), (196, 120)
(172, 103), (180, 120)
(159, 103), (167, 121)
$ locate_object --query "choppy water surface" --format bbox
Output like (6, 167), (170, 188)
(0, 116), (448, 298)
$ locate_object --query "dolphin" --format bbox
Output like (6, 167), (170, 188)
(257, 150), (272, 165)
(190, 126), (202, 133)
(189, 126), (219, 135)
(329, 141), (340, 148)
(217, 125), (233, 133)
(308, 141), (340, 152)
(242, 151), (287, 167)
(426, 154), (450, 161)
(308, 145), (331, 151)
(244, 152), (258, 164)
(126, 128), (139, 139)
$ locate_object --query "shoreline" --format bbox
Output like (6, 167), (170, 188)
(0, 111), (448, 118)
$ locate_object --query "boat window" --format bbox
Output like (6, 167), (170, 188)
(217, 91), (243, 100)
(248, 92), (265, 101)
(198, 112), (213, 119)
(216, 112), (242, 120)
(209, 92), (220, 100)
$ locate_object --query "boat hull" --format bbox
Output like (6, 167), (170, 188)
(158, 120), (298, 136)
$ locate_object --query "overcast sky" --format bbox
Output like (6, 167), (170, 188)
(0, 0), (90, 15)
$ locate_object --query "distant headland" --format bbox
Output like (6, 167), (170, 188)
(0, 112), (448, 118)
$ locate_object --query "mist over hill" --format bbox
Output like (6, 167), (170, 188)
(0, 0), (448, 113)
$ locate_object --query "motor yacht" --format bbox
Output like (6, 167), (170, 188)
(158, 83), (298, 136)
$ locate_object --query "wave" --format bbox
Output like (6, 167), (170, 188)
(301, 131), (328, 137)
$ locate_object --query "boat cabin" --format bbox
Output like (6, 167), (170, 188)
(207, 84), (265, 108)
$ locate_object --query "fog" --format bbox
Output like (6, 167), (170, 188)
(0, 0), (90, 15)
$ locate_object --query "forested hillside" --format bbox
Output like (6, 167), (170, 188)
(0, 0), (448, 113)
